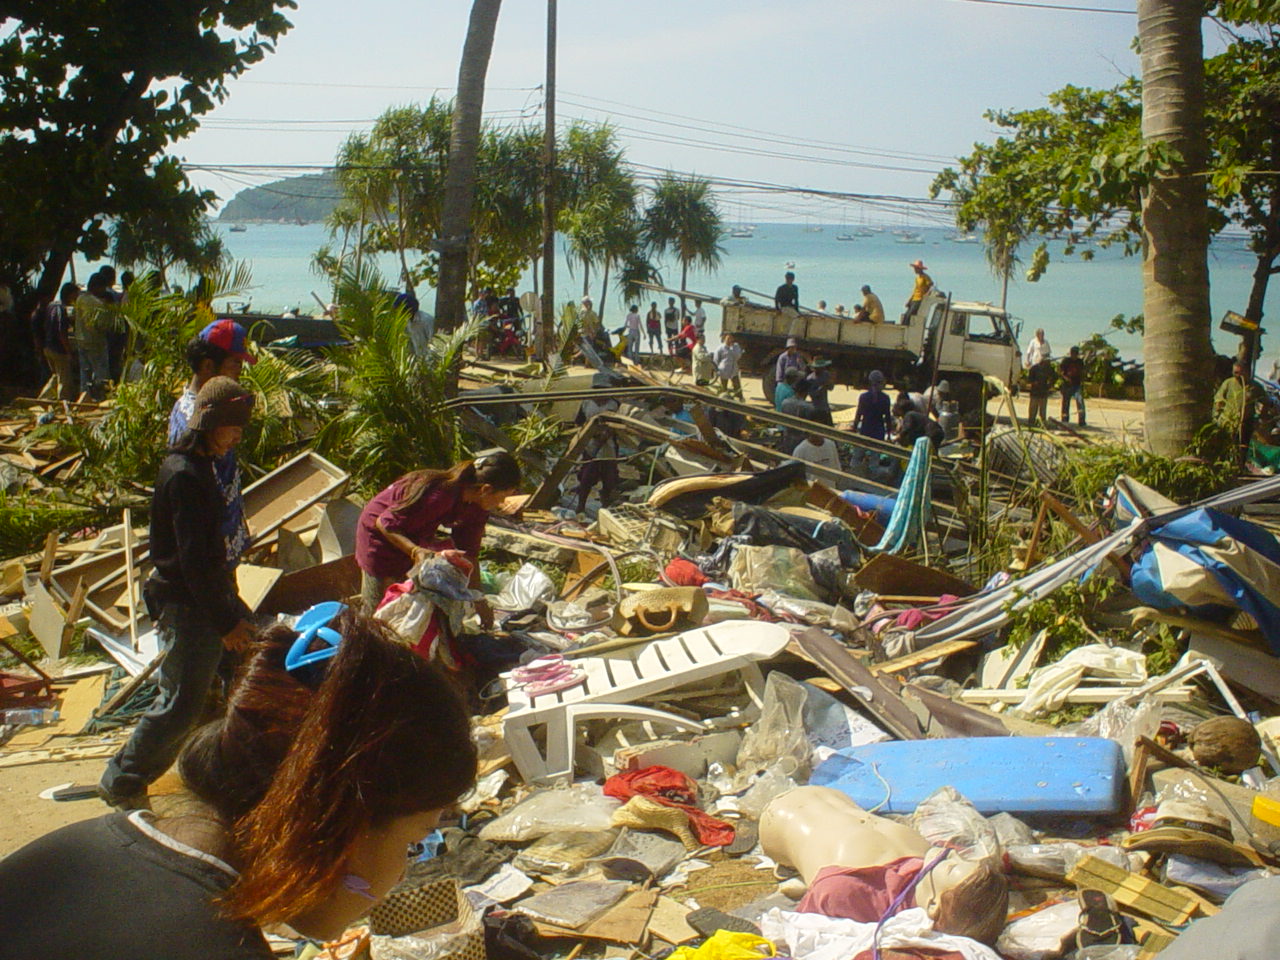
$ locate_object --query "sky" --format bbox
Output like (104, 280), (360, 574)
(178, 0), (1178, 224)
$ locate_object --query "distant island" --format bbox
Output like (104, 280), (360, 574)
(217, 172), (342, 224)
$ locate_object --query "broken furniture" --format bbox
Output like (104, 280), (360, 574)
(500, 620), (791, 784)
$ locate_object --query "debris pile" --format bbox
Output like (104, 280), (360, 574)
(5, 368), (1280, 960)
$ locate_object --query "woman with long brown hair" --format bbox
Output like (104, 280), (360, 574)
(355, 451), (521, 624)
(0, 607), (477, 957)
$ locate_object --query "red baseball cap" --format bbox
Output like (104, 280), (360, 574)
(199, 319), (257, 364)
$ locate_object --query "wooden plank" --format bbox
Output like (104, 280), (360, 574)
(258, 554), (360, 616)
(4, 673), (108, 749)
(792, 626), (922, 740)
(872, 639), (978, 676)
(532, 889), (658, 944)
(28, 579), (71, 660)
(38, 531), (58, 585)
(122, 509), (140, 653)
(853, 553), (975, 599)
(1066, 855), (1200, 926)
(236, 563), (285, 614)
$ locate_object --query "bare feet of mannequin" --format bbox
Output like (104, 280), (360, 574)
(760, 786), (1002, 934)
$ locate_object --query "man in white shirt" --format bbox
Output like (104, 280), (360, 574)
(791, 432), (841, 477)
(1024, 328), (1051, 370)
(623, 304), (642, 361)
(693, 299), (708, 336)
(714, 331), (745, 399)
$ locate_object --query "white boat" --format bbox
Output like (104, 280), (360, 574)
(229, 224), (247, 233)
(950, 233), (979, 244)
(729, 228), (755, 238)
(895, 233), (925, 245)
(836, 233), (857, 241)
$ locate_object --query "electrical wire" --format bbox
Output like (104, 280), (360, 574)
(951, 0), (1133, 13)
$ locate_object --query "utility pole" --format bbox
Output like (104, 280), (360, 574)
(538, 0), (557, 362)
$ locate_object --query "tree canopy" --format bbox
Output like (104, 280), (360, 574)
(0, 0), (295, 301)
(930, 15), (1280, 329)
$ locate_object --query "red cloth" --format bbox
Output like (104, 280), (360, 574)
(603, 765), (736, 847)
(796, 857), (924, 923)
(893, 595), (960, 631)
(665, 558), (709, 587)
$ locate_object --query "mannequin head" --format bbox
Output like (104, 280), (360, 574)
(917, 853), (1008, 945)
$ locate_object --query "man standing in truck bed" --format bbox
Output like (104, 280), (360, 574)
(903, 261), (932, 321)
(775, 271), (799, 311)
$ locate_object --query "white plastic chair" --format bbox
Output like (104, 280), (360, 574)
(501, 620), (791, 784)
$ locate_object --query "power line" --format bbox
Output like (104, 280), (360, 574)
(951, 0), (1132, 13)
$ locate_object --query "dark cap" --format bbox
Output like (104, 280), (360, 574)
(189, 376), (255, 431)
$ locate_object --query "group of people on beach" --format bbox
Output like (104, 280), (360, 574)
(2, 313), (526, 957)
(772, 261), (925, 326)
(2, 267), (141, 402)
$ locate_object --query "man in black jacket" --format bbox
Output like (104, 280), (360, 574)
(99, 377), (256, 809)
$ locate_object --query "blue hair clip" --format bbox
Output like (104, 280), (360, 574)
(284, 601), (347, 686)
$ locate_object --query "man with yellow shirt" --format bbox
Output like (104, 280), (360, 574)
(903, 260), (933, 322)
(860, 284), (885, 324)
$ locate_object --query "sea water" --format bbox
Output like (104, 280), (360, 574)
(80, 221), (1276, 368)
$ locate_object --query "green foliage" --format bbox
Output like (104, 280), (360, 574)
(0, 0), (295, 297)
(643, 173), (725, 291)
(0, 492), (101, 559)
(1004, 577), (1121, 662)
(110, 199), (227, 284)
(1057, 438), (1237, 513)
(314, 267), (479, 493)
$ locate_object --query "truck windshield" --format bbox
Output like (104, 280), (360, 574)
(967, 313), (1013, 344)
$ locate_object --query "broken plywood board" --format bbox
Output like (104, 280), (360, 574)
(236, 563), (285, 613)
(853, 552), (976, 599)
(871, 638), (979, 676)
(243, 450), (348, 545)
(647, 896), (699, 945)
(532, 889), (658, 944)
(28, 578), (83, 660)
(3, 673), (107, 749)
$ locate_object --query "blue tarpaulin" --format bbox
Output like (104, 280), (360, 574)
(1131, 507), (1280, 653)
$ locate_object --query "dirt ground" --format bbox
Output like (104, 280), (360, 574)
(0, 758), (113, 857)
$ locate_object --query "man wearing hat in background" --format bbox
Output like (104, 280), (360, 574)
(903, 260), (933, 322)
(775, 336), (808, 387)
(775, 271), (800, 311)
(169, 319), (257, 569)
(99, 377), (257, 809)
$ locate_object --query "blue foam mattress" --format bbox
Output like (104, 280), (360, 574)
(810, 736), (1125, 816)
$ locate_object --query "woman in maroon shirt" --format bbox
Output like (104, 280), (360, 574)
(355, 453), (521, 624)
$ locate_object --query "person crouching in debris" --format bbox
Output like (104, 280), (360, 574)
(2, 608), (477, 958)
(355, 452), (522, 626)
(98, 377), (257, 811)
(574, 372), (623, 515)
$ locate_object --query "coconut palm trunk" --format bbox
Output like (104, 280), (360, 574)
(1137, 0), (1215, 456)
(434, 0), (503, 332)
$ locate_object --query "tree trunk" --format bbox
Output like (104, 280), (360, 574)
(434, 0), (504, 332)
(680, 259), (689, 315)
(1137, 0), (1215, 456)
(599, 261), (609, 323)
(582, 259), (590, 298)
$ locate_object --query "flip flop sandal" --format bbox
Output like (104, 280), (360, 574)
(523, 670), (587, 697)
(1077, 888), (1126, 949)
(511, 655), (568, 681)
(513, 663), (575, 685)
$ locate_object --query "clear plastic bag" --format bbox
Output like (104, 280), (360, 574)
(512, 829), (617, 877)
(1005, 842), (1135, 880)
(478, 784), (621, 843)
(910, 786), (1001, 863)
(756, 589), (858, 633)
(492, 562), (556, 612)
(1076, 696), (1162, 765)
(995, 900), (1080, 960)
(736, 768), (799, 820)
(988, 811), (1036, 848)
(735, 671), (812, 786)
(728, 545), (821, 601)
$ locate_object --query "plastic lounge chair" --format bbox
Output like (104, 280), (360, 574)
(501, 620), (791, 784)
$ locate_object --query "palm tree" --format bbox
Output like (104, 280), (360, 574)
(1136, 0), (1215, 456)
(435, 0), (504, 332)
(643, 173), (724, 312)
